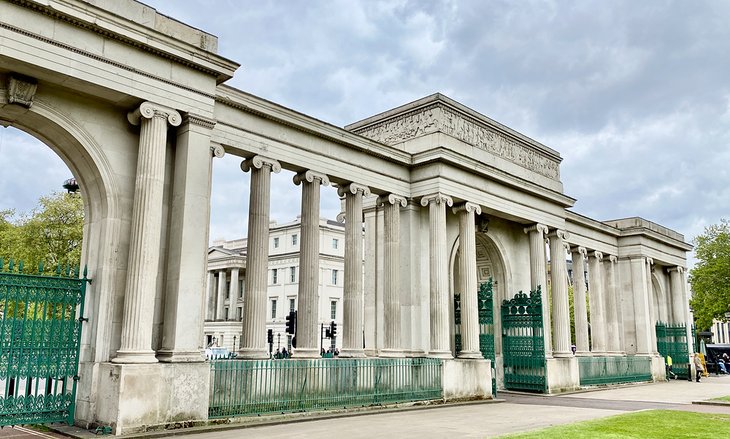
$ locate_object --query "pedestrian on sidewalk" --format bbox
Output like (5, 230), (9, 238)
(694, 353), (705, 382)
(666, 355), (677, 380)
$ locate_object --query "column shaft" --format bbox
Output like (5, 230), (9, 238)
(604, 256), (621, 354)
(421, 194), (453, 358)
(363, 207), (377, 355)
(630, 257), (652, 354)
(339, 183), (370, 357)
(216, 270), (227, 320)
(455, 202), (482, 359)
(549, 231), (571, 356)
(294, 170), (330, 358)
(524, 224), (552, 357)
(571, 247), (590, 355)
(588, 251), (606, 354)
(668, 268), (684, 324)
(239, 156), (281, 359)
(645, 258), (659, 354)
(206, 271), (216, 321)
(380, 194), (407, 357)
(230, 268), (240, 319)
(114, 102), (180, 363)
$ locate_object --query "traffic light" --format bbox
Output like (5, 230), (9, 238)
(330, 321), (337, 338)
(285, 311), (297, 335)
(267, 328), (273, 344)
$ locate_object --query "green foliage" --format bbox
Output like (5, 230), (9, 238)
(0, 191), (83, 271)
(501, 410), (730, 438)
(689, 219), (730, 331)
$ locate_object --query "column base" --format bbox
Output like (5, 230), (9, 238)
(156, 350), (205, 363)
(364, 349), (379, 357)
(405, 349), (427, 358)
(553, 350), (574, 358)
(338, 349), (366, 358)
(379, 348), (405, 358)
(575, 350), (591, 357)
(237, 347), (269, 360)
(457, 350), (483, 360)
(292, 347), (321, 359)
(112, 350), (158, 364)
(427, 350), (454, 359)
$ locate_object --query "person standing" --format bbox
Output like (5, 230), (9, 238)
(694, 353), (705, 382)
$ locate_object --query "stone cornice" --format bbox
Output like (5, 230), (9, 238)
(346, 94), (562, 180)
(7, 0), (238, 83)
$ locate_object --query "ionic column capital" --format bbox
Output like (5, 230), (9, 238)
(667, 266), (684, 274)
(210, 144), (225, 159)
(452, 201), (481, 215)
(547, 229), (570, 241)
(241, 156), (281, 173)
(293, 170), (330, 186)
(591, 250), (604, 261)
(571, 246), (588, 257)
(128, 101), (181, 127)
(337, 182), (371, 197)
(420, 193), (454, 207)
(607, 254), (618, 264)
(378, 193), (408, 207)
(646, 257), (654, 266)
(524, 223), (549, 236)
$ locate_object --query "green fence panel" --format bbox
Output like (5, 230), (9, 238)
(0, 259), (89, 426)
(656, 321), (691, 380)
(501, 287), (546, 393)
(209, 357), (443, 418)
(578, 356), (652, 386)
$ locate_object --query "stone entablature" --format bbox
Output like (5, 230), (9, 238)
(346, 94), (562, 181)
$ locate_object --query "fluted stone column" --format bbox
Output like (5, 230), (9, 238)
(293, 170), (330, 358)
(571, 247), (590, 355)
(216, 270), (227, 320)
(239, 156), (281, 359)
(548, 230), (571, 357)
(421, 193), (453, 358)
(339, 183), (370, 358)
(379, 194), (407, 357)
(114, 102), (180, 364)
(630, 257), (653, 355)
(588, 251), (606, 354)
(454, 202), (482, 359)
(363, 206), (378, 355)
(230, 268), (240, 319)
(524, 224), (552, 358)
(604, 255), (622, 354)
(668, 267), (685, 324)
(645, 257), (659, 354)
(158, 113), (221, 362)
(206, 270), (216, 321)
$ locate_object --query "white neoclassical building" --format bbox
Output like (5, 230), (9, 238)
(0, 0), (693, 434)
(205, 217), (346, 353)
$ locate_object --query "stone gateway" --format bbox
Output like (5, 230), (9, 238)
(0, 0), (691, 434)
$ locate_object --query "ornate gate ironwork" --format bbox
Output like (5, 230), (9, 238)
(454, 279), (496, 395)
(656, 321), (690, 380)
(0, 260), (89, 426)
(501, 287), (546, 393)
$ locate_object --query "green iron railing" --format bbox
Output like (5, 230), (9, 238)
(656, 321), (691, 380)
(501, 287), (546, 393)
(578, 356), (652, 386)
(478, 279), (496, 396)
(209, 357), (443, 418)
(0, 259), (89, 426)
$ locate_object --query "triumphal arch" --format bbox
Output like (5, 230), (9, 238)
(0, 0), (691, 434)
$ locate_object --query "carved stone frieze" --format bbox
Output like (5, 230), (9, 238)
(352, 103), (560, 180)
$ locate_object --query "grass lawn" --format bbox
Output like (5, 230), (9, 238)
(499, 410), (730, 438)
(711, 395), (730, 402)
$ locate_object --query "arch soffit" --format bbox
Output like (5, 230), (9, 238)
(448, 230), (512, 298)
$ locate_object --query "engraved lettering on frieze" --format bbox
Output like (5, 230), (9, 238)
(354, 103), (560, 179)
(7, 74), (38, 108)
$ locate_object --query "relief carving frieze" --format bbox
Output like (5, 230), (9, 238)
(353, 103), (560, 180)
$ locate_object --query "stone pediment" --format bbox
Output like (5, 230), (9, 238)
(346, 93), (562, 181)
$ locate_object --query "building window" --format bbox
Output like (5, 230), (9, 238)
(292, 234), (298, 245)
(330, 300), (337, 320)
(289, 298), (296, 312)
(273, 237), (280, 248)
(290, 267), (296, 283)
(237, 307), (242, 321)
(332, 238), (339, 249)
(331, 269), (339, 285)
(271, 299), (277, 319)
(271, 268), (278, 284)
(224, 308), (229, 321)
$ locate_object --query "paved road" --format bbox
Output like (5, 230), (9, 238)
(0, 426), (66, 439)
(176, 375), (730, 439)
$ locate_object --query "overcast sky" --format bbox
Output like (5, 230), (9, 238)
(1, 0), (728, 266)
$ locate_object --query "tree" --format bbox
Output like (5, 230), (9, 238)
(0, 191), (84, 272)
(689, 219), (730, 331)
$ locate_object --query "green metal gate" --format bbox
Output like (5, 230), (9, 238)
(0, 260), (89, 426)
(454, 279), (496, 395)
(501, 287), (546, 393)
(656, 321), (690, 380)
